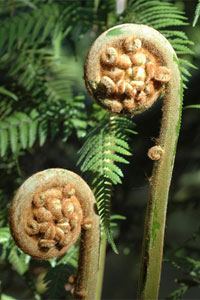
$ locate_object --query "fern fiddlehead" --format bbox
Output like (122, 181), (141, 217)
(84, 23), (182, 299)
(9, 168), (100, 299)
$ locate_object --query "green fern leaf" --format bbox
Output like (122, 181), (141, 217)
(0, 28), (7, 52)
(0, 87), (18, 101)
(106, 152), (129, 164)
(104, 161), (124, 178)
(38, 119), (48, 146)
(0, 125), (9, 157)
(184, 105), (200, 110)
(31, 17), (44, 43)
(8, 22), (16, 54)
(1, 294), (18, 300)
(0, 227), (10, 243)
(78, 116), (136, 252)
(8, 246), (30, 275)
(193, 0), (200, 27)
(29, 110), (39, 148)
(104, 144), (132, 156)
(7, 117), (18, 153)
(41, 16), (55, 42)
(14, 112), (29, 149)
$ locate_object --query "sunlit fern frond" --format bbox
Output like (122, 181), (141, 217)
(122, 0), (196, 89)
(78, 115), (137, 252)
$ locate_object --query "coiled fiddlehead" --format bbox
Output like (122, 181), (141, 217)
(9, 168), (100, 299)
(85, 24), (171, 116)
(84, 24), (182, 299)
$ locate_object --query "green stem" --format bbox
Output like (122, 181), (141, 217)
(137, 35), (183, 298)
(95, 236), (107, 300)
(53, 31), (62, 60)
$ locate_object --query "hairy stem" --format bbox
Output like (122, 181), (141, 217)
(137, 32), (183, 299)
(95, 236), (107, 299)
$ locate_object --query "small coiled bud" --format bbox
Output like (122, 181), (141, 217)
(59, 232), (72, 247)
(104, 99), (123, 113)
(43, 224), (56, 240)
(26, 220), (40, 235)
(125, 83), (136, 98)
(100, 47), (118, 66)
(148, 145), (164, 161)
(39, 239), (56, 248)
(63, 184), (75, 197)
(124, 37), (142, 53)
(57, 218), (70, 233)
(130, 53), (146, 66)
(46, 198), (63, 220)
(154, 66), (171, 82)
(117, 80), (126, 94)
(100, 76), (116, 94)
(130, 80), (145, 91)
(117, 54), (132, 69)
(104, 68), (125, 82)
(82, 218), (93, 230)
(34, 207), (53, 222)
(63, 200), (75, 217)
(146, 62), (156, 81)
(132, 66), (146, 81)
(33, 193), (46, 207)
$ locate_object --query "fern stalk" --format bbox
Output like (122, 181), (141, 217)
(95, 236), (107, 300)
(136, 27), (183, 299)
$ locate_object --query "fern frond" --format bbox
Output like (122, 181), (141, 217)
(193, 0), (200, 27)
(44, 246), (78, 299)
(78, 115), (136, 252)
(0, 227), (10, 243)
(8, 245), (30, 276)
(0, 87), (18, 101)
(0, 110), (40, 156)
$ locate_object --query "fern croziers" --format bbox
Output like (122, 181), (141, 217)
(0, 0), (196, 299)
(9, 168), (100, 299)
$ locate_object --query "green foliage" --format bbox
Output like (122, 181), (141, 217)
(44, 246), (78, 299)
(184, 104), (200, 110)
(78, 115), (137, 252)
(8, 245), (30, 276)
(193, 0), (200, 27)
(0, 227), (10, 243)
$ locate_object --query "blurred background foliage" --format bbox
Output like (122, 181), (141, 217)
(0, 0), (200, 299)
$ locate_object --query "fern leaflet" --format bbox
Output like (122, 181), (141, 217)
(78, 115), (137, 253)
(193, 0), (200, 27)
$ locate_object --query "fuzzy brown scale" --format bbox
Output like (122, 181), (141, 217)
(25, 185), (83, 252)
(85, 32), (171, 116)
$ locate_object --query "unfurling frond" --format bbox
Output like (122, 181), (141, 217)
(78, 116), (136, 252)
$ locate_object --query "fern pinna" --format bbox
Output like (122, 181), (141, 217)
(78, 115), (137, 252)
